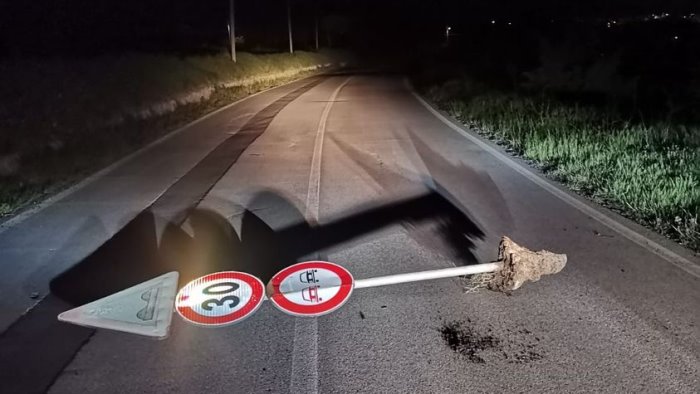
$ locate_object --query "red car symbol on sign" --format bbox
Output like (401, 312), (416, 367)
(301, 286), (322, 303)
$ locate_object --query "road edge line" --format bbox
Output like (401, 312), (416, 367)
(405, 78), (700, 278)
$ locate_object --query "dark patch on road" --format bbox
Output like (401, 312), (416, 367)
(440, 320), (544, 364)
(593, 229), (614, 238)
(440, 320), (500, 363)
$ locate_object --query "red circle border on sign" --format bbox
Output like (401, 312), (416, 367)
(176, 271), (264, 327)
(269, 261), (354, 317)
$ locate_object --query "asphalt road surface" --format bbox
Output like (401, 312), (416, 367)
(0, 73), (698, 393)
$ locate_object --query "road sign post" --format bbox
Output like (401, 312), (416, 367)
(58, 238), (566, 333)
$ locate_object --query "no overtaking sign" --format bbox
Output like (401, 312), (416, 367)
(267, 261), (354, 317)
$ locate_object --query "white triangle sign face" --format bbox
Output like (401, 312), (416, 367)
(58, 271), (179, 339)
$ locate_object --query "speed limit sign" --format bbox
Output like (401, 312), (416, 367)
(175, 271), (265, 327)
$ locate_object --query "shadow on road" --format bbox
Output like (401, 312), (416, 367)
(49, 186), (484, 306)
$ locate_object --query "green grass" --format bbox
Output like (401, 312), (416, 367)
(427, 88), (700, 252)
(0, 50), (348, 218)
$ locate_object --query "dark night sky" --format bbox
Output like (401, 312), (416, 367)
(0, 0), (697, 56)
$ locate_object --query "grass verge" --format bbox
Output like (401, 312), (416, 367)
(0, 50), (348, 219)
(422, 82), (699, 253)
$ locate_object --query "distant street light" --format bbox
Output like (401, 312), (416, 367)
(229, 0), (236, 62)
(314, 4), (319, 51)
(445, 25), (451, 45)
(287, 0), (294, 53)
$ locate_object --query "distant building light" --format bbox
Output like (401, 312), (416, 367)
(491, 20), (496, 24)
(674, 35), (679, 40)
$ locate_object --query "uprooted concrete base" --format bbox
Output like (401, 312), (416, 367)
(488, 236), (567, 292)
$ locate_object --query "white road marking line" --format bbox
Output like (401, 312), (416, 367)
(289, 317), (319, 393)
(406, 79), (700, 278)
(305, 77), (352, 223)
(289, 77), (351, 394)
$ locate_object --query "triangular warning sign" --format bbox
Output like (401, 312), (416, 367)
(58, 271), (179, 339)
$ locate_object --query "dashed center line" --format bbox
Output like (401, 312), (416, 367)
(289, 77), (351, 394)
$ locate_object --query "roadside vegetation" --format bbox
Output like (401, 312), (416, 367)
(414, 19), (700, 252)
(0, 50), (347, 218)
(426, 87), (699, 251)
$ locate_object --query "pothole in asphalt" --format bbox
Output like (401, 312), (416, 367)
(439, 319), (544, 364)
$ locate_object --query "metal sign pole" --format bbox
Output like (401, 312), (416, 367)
(353, 263), (502, 289)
